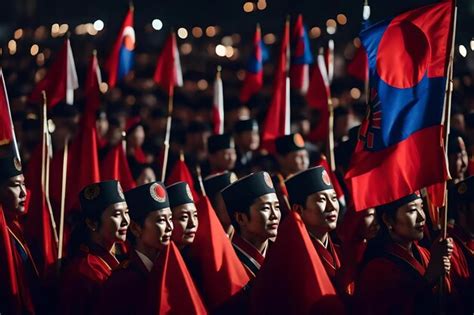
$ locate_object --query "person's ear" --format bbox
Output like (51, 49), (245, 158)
(85, 218), (98, 232)
(292, 204), (303, 215)
(382, 213), (394, 231)
(235, 212), (248, 227)
(129, 221), (142, 239)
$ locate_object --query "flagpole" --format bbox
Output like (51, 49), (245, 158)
(161, 84), (174, 182)
(41, 91), (59, 244)
(196, 165), (206, 197)
(326, 43), (336, 171)
(57, 136), (69, 260)
(0, 68), (20, 160)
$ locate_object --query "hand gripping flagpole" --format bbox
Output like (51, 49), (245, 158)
(161, 84), (174, 182)
(41, 91), (59, 245)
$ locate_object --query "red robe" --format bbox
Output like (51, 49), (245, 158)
(98, 250), (149, 315)
(355, 241), (437, 315)
(59, 243), (120, 315)
(232, 234), (266, 279)
(311, 236), (345, 291)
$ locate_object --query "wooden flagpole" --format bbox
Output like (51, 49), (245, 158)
(41, 91), (59, 244)
(196, 165), (206, 197)
(161, 84), (174, 182)
(57, 136), (69, 260)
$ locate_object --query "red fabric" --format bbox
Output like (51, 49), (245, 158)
(306, 61), (330, 143)
(66, 54), (102, 213)
(290, 15), (310, 92)
(165, 158), (199, 201)
(188, 197), (250, 311)
(104, 8), (134, 88)
(147, 242), (207, 315)
(355, 242), (435, 315)
(29, 39), (69, 108)
(250, 211), (343, 314)
(345, 125), (448, 210)
(24, 149), (57, 277)
(347, 46), (369, 82)
(0, 70), (14, 145)
(0, 208), (23, 315)
(468, 158), (474, 176)
(425, 181), (446, 226)
(315, 155), (344, 200)
(211, 104), (222, 135)
(153, 33), (180, 95)
(59, 244), (119, 315)
(133, 146), (147, 164)
(240, 25), (263, 104)
(260, 21), (290, 153)
(100, 143), (136, 191)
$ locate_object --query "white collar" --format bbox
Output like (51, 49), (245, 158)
(135, 250), (153, 272)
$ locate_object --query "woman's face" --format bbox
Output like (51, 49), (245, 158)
(388, 198), (426, 242)
(171, 203), (198, 247)
(359, 208), (379, 240)
(0, 174), (27, 216)
(99, 202), (130, 244)
(141, 208), (173, 250)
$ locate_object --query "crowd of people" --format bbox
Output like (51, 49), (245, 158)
(0, 5), (473, 315)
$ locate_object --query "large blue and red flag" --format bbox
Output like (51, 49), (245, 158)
(290, 14), (313, 94)
(240, 24), (267, 104)
(105, 6), (135, 88)
(345, 1), (454, 211)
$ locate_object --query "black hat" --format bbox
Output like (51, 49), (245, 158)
(0, 154), (22, 182)
(166, 182), (195, 208)
(376, 192), (421, 214)
(208, 134), (235, 154)
(234, 119), (259, 134)
(188, 121), (212, 134)
(453, 176), (474, 203)
(79, 180), (126, 219)
(285, 166), (334, 206)
(221, 171), (276, 215)
(203, 171), (238, 198)
(125, 181), (170, 224)
(275, 133), (305, 156)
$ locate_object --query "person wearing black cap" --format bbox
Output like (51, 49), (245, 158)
(447, 177), (474, 313)
(221, 171), (280, 278)
(0, 153), (39, 314)
(167, 182), (198, 249)
(59, 180), (130, 315)
(272, 133), (310, 218)
(285, 166), (343, 290)
(203, 171), (238, 237)
(233, 119), (260, 176)
(355, 193), (454, 314)
(98, 181), (173, 315)
(448, 129), (468, 184)
(207, 133), (237, 176)
(125, 116), (147, 165)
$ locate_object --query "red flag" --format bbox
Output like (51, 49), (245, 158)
(24, 143), (57, 277)
(153, 32), (183, 94)
(0, 207), (22, 315)
(104, 7), (135, 88)
(290, 14), (313, 94)
(0, 69), (19, 159)
(100, 143), (136, 191)
(66, 53), (102, 213)
(188, 197), (250, 310)
(347, 46), (369, 82)
(250, 211), (344, 314)
(212, 68), (224, 135)
(165, 154), (199, 201)
(29, 38), (78, 108)
(261, 20), (290, 152)
(306, 48), (331, 143)
(147, 242), (208, 314)
(240, 24), (264, 104)
(425, 182), (445, 227)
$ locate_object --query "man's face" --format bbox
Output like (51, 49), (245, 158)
(0, 174), (27, 216)
(237, 193), (281, 240)
(171, 203), (199, 247)
(301, 189), (339, 235)
(280, 150), (309, 175)
(236, 131), (260, 152)
(210, 148), (237, 172)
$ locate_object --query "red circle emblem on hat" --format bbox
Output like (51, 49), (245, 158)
(321, 170), (331, 186)
(293, 133), (305, 148)
(150, 183), (166, 203)
(263, 172), (274, 189)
